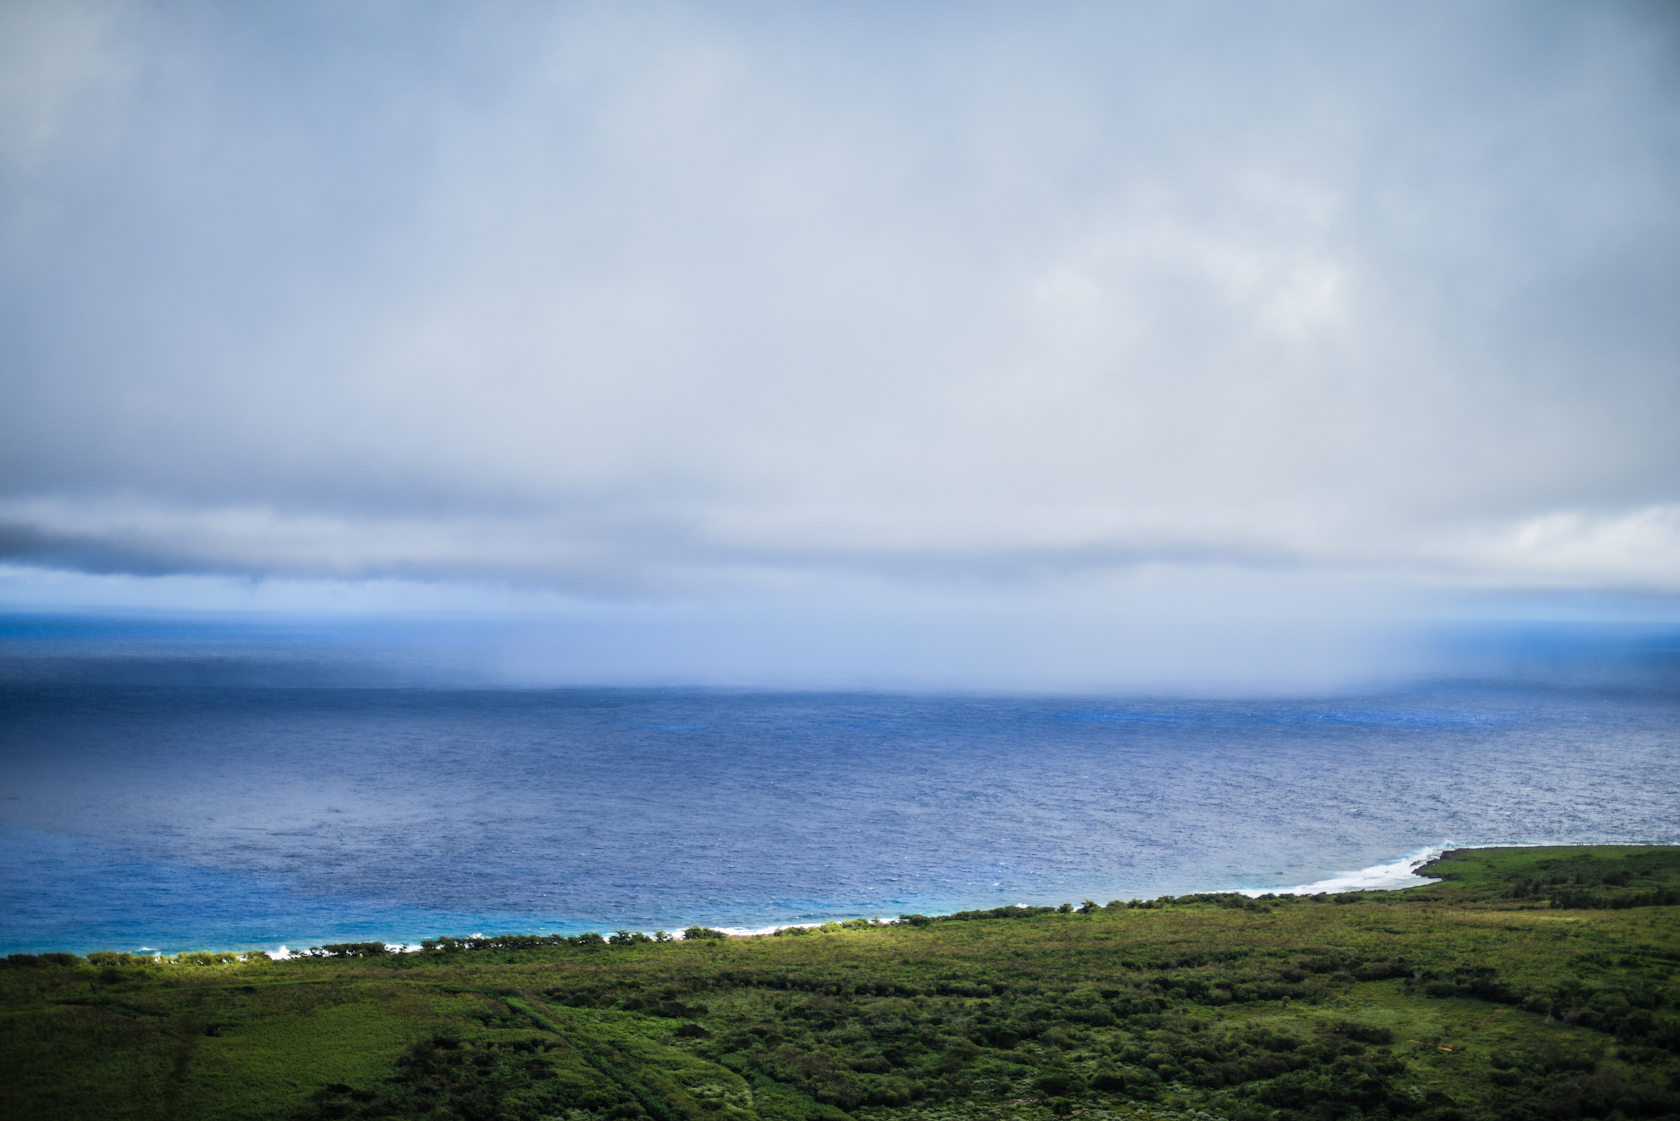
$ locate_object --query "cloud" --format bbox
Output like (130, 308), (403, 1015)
(1, 0), (1676, 608)
(1423, 505), (1680, 592)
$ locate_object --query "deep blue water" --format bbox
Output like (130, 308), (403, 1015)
(3, 674), (1677, 955)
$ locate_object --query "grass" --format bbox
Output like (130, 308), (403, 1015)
(2, 845), (1677, 1121)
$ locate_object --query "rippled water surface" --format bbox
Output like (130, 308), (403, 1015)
(2, 682), (1677, 953)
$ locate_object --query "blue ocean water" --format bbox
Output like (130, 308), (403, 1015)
(3, 655), (1677, 955)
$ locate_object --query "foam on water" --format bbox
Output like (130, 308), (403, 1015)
(1236, 845), (1450, 897)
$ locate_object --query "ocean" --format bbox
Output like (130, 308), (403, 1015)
(1, 620), (1677, 955)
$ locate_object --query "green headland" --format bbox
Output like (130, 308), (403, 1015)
(4, 845), (1678, 1121)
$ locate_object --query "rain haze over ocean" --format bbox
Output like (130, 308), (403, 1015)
(1, 1), (1676, 952)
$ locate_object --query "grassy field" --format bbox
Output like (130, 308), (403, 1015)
(3, 846), (1677, 1121)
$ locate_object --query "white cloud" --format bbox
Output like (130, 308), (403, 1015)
(0, 1), (1675, 644)
(1424, 506), (1680, 593)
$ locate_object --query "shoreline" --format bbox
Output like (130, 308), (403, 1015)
(8, 840), (1538, 959)
(703, 842), (1465, 938)
(19, 841), (1680, 960)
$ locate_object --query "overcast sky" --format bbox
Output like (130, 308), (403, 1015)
(1, 1), (1676, 689)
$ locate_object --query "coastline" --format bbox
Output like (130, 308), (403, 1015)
(19, 841), (1680, 959)
(11, 842), (1535, 958)
(707, 843), (1465, 938)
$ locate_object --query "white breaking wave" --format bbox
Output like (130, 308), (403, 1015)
(1235, 844), (1457, 897)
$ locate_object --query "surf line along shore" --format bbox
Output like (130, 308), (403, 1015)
(244, 844), (1467, 959)
(113, 845), (1468, 959)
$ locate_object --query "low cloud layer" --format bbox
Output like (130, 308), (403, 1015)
(2, 2), (1677, 622)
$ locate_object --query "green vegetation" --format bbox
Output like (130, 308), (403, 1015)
(4, 846), (1678, 1121)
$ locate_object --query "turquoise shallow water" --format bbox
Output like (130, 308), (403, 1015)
(3, 662), (1676, 954)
